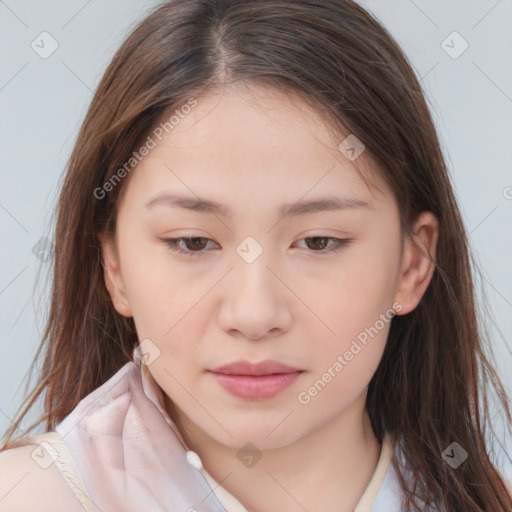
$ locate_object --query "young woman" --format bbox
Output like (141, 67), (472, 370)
(1, 1), (511, 511)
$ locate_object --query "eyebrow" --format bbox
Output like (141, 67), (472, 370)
(145, 193), (373, 218)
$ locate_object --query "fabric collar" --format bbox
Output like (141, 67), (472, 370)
(55, 352), (399, 512)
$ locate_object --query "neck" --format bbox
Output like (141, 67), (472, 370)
(166, 391), (382, 512)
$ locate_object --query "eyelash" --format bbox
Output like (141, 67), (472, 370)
(161, 236), (351, 257)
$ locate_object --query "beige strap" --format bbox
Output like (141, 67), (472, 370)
(354, 431), (395, 511)
(21, 432), (95, 512)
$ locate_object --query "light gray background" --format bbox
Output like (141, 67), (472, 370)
(1, 0), (511, 480)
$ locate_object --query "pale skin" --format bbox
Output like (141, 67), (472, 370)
(101, 84), (439, 512)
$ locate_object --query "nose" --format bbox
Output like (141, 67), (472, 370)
(217, 255), (293, 342)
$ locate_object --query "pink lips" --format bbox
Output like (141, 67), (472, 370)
(209, 360), (304, 400)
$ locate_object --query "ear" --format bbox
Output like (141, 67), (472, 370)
(393, 211), (439, 315)
(99, 233), (133, 317)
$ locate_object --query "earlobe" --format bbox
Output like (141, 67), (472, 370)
(99, 233), (133, 317)
(393, 211), (439, 315)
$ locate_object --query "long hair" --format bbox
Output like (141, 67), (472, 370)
(2, 1), (511, 510)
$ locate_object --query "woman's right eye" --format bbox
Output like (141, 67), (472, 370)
(161, 237), (219, 257)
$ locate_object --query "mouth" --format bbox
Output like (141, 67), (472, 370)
(210, 359), (303, 376)
(209, 360), (305, 400)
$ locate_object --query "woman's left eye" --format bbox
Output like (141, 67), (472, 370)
(292, 236), (351, 255)
(161, 236), (351, 257)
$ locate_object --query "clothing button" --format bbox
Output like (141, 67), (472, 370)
(186, 450), (203, 470)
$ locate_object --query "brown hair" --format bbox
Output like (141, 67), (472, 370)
(2, 1), (511, 510)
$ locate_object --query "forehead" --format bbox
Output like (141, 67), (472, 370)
(153, 85), (349, 164)
(122, 85), (392, 209)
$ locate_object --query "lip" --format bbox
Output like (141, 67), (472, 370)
(209, 360), (304, 400)
(211, 360), (302, 376)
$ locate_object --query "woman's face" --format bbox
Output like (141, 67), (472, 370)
(102, 85), (436, 450)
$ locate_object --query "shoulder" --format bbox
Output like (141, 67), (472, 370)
(0, 438), (85, 512)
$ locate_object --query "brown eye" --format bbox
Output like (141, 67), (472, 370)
(162, 237), (218, 257)
(304, 237), (330, 250)
(293, 237), (351, 255)
(183, 237), (209, 250)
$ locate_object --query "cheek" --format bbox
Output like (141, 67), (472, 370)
(319, 255), (397, 316)
(117, 236), (212, 369)
(297, 296), (392, 412)
(302, 232), (399, 367)
(115, 231), (181, 339)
